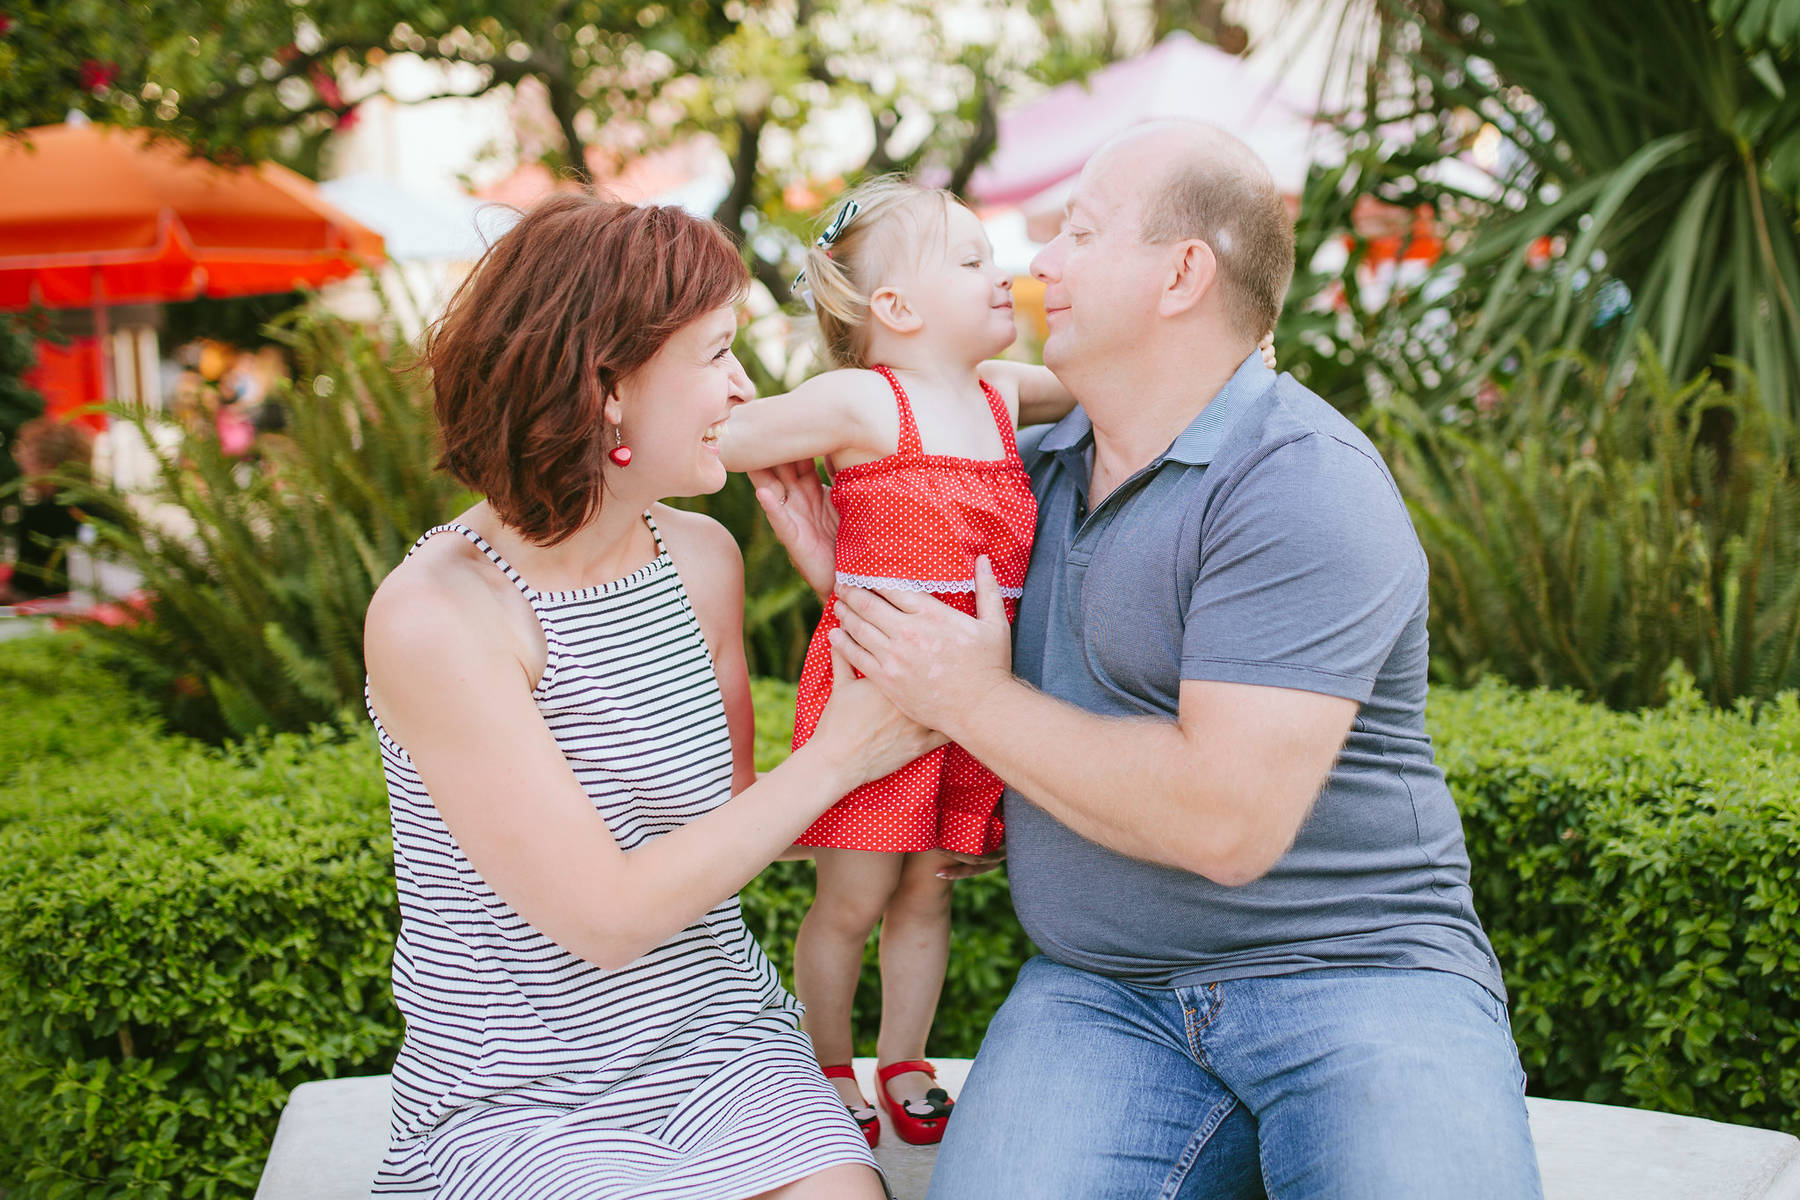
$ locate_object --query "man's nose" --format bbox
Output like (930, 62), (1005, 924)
(1030, 240), (1059, 282)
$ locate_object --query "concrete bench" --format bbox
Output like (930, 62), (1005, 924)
(256, 1060), (1800, 1199)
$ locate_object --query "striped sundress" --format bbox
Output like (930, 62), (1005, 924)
(366, 517), (879, 1199)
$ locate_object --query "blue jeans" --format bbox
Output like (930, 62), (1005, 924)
(927, 957), (1542, 1200)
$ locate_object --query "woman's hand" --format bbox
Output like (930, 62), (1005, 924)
(1260, 331), (1277, 371)
(750, 459), (838, 601)
(808, 639), (945, 789)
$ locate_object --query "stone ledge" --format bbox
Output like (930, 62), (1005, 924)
(255, 1060), (1800, 1199)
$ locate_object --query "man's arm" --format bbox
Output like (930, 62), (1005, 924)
(828, 564), (1354, 885)
(831, 432), (1418, 886)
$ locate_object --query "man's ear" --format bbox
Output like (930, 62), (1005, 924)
(1160, 238), (1218, 318)
(870, 286), (923, 335)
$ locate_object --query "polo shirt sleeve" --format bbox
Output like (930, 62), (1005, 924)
(1181, 432), (1425, 704)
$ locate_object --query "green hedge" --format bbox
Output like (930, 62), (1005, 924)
(1435, 675), (1800, 1124)
(2, 634), (1795, 1197)
(0, 637), (397, 1199)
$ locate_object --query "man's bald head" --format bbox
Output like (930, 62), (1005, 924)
(1096, 121), (1295, 340)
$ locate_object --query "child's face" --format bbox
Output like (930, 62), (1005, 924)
(899, 202), (1018, 361)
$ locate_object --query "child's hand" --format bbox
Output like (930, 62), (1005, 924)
(1260, 331), (1277, 371)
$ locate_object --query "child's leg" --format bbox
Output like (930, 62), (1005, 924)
(796, 847), (907, 1107)
(875, 850), (957, 1107)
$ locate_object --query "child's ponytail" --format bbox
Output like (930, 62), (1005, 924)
(803, 239), (866, 370)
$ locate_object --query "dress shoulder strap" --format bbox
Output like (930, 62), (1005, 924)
(979, 378), (1021, 458)
(642, 509), (669, 556)
(872, 364), (923, 455)
(410, 523), (537, 599)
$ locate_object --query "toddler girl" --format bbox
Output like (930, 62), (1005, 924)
(718, 177), (1074, 1147)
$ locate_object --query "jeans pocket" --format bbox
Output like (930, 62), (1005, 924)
(1476, 988), (1531, 1095)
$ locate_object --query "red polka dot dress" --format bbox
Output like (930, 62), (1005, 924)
(792, 365), (1037, 856)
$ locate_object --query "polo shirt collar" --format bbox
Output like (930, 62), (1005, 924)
(1038, 349), (1275, 467)
(1166, 350), (1275, 466)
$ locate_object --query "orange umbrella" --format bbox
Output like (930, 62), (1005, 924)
(0, 122), (384, 311)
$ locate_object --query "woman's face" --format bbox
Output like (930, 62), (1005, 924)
(609, 306), (753, 500)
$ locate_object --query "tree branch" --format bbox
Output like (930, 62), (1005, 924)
(183, 38), (370, 119)
(749, 253), (795, 308)
(866, 107), (902, 175)
(714, 110), (765, 243)
(712, 112), (791, 305)
(947, 82), (999, 197)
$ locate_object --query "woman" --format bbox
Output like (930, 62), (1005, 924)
(363, 193), (934, 1199)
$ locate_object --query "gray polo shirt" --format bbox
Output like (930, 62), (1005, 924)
(1006, 351), (1504, 999)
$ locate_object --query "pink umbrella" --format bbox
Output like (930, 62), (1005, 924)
(968, 32), (1320, 237)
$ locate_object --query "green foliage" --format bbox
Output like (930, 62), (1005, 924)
(0, 0), (733, 171)
(0, 633), (398, 1199)
(71, 298), (473, 741)
(1294, 0), (1800, 420)
(1382, 343), (1800, 708)
(1435, 676), (1800, 1130)
(0, 653), (1025, 1196)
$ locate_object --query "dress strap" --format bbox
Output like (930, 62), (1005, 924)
(979, 378), (1021, 458)
(409, 523), (537, 599)
(872, 364), (923, 456)
(642, 509), (668, 556)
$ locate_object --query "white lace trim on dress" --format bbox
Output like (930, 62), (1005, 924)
(836, 571), (1025, 599)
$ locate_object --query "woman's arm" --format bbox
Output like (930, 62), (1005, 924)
(365, 559), (937, 972)
(717, 368), (891, 473)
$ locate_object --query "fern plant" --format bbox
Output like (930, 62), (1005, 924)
(1288, 0), (1800, 420)
(1381, 340), (1800, 709)
(74, 301), (473, 741)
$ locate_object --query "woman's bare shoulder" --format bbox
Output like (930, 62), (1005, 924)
(365, 529), (521, 669)
(652, 505), (743, 591)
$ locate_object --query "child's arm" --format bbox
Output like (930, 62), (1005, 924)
(982, 335), (1277, 428)
(979, 360), (1076, 428)
(717, 369), (890, 473)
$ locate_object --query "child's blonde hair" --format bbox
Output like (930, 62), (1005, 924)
(800, 176), (957, 370)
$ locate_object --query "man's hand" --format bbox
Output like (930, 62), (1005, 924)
(935, 846), (1006, 880)
(750, 459), (838, 600)
(829, 555), (1014, 738)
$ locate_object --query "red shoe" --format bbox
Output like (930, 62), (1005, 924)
(875, 1059), (953, 1145)
(821, 1064), (880, 1149)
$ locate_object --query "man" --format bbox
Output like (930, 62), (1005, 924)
(756, 121), (1542, 1198)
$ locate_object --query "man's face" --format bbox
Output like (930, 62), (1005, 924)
(1029, 142), (1166, 379)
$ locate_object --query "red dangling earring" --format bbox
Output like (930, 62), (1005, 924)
(608, 421), (632, 467)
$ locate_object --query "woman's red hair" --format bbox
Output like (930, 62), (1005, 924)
(424, 193), (748, 545)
